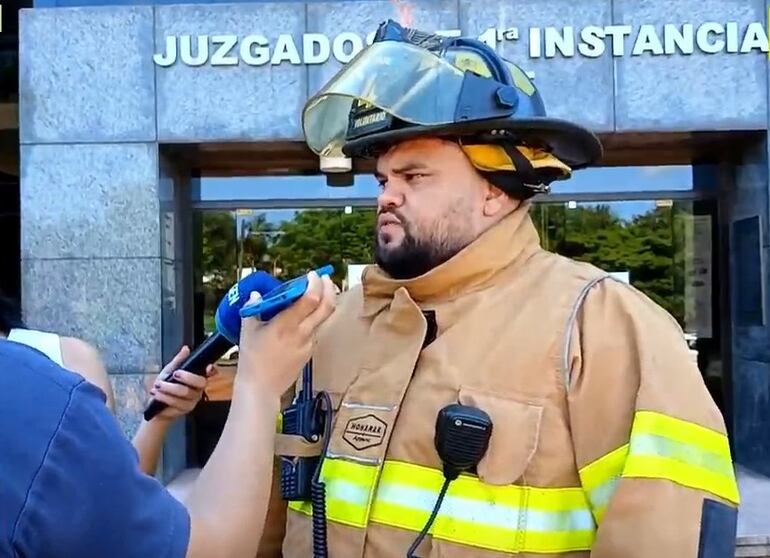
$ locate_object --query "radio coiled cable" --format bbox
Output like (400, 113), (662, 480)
(310, 390), (333, 558)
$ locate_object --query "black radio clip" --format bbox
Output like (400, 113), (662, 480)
(279, 360), (333, 558)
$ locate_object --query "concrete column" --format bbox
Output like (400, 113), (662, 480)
(725, 134), (770, 476)
(18, 7), (165, 442)
(20, 142), (163, 438)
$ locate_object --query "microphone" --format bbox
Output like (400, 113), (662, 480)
(143, 270), (281, 421)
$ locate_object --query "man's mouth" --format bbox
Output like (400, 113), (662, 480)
(377, 213), (401, 228)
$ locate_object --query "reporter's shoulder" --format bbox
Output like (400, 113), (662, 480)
(60, 335), (103, 364)
(0, 340), (114, 540)
(0, 339), (107, 429)
(59, 336), (115, 408)
(0, 338), (84, 394)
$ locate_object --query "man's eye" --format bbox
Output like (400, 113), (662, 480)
(405, 173), (426, 181)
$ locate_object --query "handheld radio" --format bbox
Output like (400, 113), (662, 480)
(248, 265), (335, 558)
(278, 358), (334, 558)
(280, 360), (323, 500)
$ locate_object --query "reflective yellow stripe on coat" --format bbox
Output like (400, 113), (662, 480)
(290, 411), (738, 553)
(579, 410), (740, 523)
(290, 459), (596, 554)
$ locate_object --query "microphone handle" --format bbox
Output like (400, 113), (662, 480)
(143, 332), (234, 421)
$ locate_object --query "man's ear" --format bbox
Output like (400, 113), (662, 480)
(482, 181), (519, 217)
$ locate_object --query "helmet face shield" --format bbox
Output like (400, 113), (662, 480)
(301, 19), (603, 170)
(303, 41), (477, 158)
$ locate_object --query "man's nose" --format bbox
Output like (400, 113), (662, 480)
(377, 179), (406, 209)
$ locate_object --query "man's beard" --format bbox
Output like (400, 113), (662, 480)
(373, 212), (468, 280)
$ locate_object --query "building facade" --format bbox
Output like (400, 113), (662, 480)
(9, 0), (770, 542)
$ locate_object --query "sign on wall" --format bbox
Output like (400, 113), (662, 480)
(683, 214), (713, 339)
(345, 263), (367, 291)
(153, 21), (770, 68)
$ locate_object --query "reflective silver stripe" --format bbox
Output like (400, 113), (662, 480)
(325, 478), (370, 506)
(585, 477), (618, 511)
(630, 433), (734, 477)
(341, 402), (396, 411)
(324, 451), (382, 465)
(374, 483), (596, 533)
(561, 274), (611, 390)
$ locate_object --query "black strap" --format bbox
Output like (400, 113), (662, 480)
(482, 141), (567, 199)
(500, 143), (539, 185)
(481, 171), (537, 200)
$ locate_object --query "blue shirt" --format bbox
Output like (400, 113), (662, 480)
(0, 339), (190, 558)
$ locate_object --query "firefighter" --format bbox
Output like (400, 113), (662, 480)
(261, 19), (740, 558)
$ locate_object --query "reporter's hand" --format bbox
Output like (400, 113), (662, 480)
(237, 270), (336, 398)
(148, 345), (218, 422)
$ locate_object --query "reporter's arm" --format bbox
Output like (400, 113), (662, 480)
(185, 377), (283, 558)
(132, 416), (174, 475)
(133, 349), (216, 476)
(183, 272), (336, 558)
(9, 272), (334, 558)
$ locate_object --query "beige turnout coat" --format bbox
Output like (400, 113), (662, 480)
(258, 202), (739, 557)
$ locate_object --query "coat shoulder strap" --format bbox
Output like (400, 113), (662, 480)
(560, 273), (614, 391)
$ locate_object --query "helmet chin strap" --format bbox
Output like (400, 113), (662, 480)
(454, 136), (562, 200)
(481, 169), (550, 201)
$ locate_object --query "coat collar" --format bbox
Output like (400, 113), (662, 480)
(360, 202), (542, 316)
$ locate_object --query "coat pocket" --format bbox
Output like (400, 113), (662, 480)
(457, 385), (544, 486)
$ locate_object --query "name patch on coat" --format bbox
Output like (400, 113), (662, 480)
(343, 414), (388, 450)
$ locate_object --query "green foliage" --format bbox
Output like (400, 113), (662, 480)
(199, 203), (691, 329)
(531, 203), (687, 323)
(269, 209), (376, 284)
(199, 211), (237, 292)
(197, 209), (376, 327)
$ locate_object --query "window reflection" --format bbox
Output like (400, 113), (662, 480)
(555, 164), (714, 194)
(191, 164), (717, 202)
(194, 206), (376, 336)
(532, 200), (714, 339)
(193, 174), (382, 202)
(195, 200), (715, 339)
